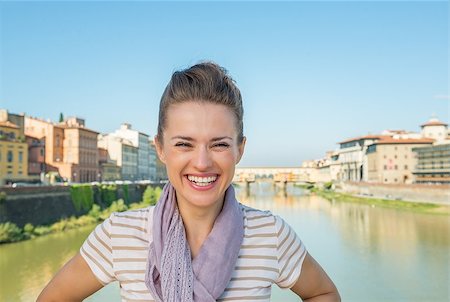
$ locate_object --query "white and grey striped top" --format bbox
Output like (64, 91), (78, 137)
(80, 204), (307, 302)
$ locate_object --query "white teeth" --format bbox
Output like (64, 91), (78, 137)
(187, 175), (217, 185)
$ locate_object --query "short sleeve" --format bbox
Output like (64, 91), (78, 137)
(80, 214), (116, 285)
(275, 215), (307, 288)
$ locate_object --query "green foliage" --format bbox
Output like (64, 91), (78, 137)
(23, 223), (34, 234)
(88, 204), (102, 221)
(109, 199), (128, 213)
(59, 112), (64, 123)
(99, 185), (117, 207)
(0, 222), (23, 243)
(33, 226), (52, 236)
(70, 185), (94, 211)
(324, 181), (334, 190)
(143, 186), (159, 206)
(0, 192), (6, 204)
(154, 186), (162, 200)
(123, 184), (129, 203)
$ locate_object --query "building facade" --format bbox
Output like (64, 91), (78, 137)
(336, 135), (387, 182)
(366, 138), (434, 184)
(112, 124), (150, 180)
(25, 116), (99, 183)
(0, 121), (29, 185)
(412, 143), (450, 184)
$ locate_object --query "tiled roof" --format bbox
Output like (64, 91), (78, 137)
(374, 138), (435, 145)
(421, 118), (448, 127)
(338, 135), (391, 144)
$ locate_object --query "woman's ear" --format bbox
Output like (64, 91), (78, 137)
(154, 136), (166, 164)
(236, 136), (246, 164)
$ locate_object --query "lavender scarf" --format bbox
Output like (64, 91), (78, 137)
(145, 183), (244, 302)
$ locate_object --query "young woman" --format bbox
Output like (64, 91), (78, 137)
(38, 62), (340, 302)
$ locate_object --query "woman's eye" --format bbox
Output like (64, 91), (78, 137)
(213, 143), (230, 148)
(175, 142), (191, 147)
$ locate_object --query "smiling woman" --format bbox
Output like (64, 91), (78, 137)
(37, 62), (340, 302)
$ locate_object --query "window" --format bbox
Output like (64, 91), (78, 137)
(384, 165), (387, 170)
(394, 178), (398, 182)
(19, 151), (23, 163)
(394, 155), (397, 159)
(395, 165), (398, 170)
(7, 150), (13, 162)
(404, 165), (408, 170)
(40, 148), (44, 156)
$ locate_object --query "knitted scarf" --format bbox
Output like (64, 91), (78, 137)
(145, 183), (244, 302)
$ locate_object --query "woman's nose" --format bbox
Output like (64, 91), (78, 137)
(193, 147), (213, 170)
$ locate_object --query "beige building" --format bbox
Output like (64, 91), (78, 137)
(98, 148), (121, 181)
(366, 138), (434, 184)
(98, 134), (138, 180)
(25, 116), (99, 182)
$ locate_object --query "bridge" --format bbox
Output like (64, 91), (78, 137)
(233, 167), (315, 189)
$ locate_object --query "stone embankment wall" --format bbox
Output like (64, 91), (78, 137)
(338, 182), (450, 205)
(0, 184), (150, 227)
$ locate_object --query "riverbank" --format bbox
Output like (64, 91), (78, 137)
(0, 186), (161, 244)
(310, 188), (450, 215)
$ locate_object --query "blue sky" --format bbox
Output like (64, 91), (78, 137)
(0, 1), (448, 167)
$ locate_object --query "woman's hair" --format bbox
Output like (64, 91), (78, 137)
(157, 62), (244, 144)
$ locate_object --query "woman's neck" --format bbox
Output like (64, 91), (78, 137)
(177, 198), (224, 259)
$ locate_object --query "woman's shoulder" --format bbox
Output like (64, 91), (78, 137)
(107, 206), (155, 239)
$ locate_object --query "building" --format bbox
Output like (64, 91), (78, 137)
(148, 139), (157, 181)
(366, 138), (434, 184)
(98, 134), (138, 180)
(336, 135), (389, 182)
(98, 147), (121, 181)
(0, 121), (29, 185)
(25, 116), (99, 182)
(26, 136), (47, 177)
(420, 117), (448, 142)
(111, 123), (151, 180)
(412, 142), (450, 184)
(60, 117), (99, 182)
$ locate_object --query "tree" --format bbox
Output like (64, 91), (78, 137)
(59, 112), (64, 123)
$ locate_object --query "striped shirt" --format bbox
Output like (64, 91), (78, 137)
(80, 204), (307, 302)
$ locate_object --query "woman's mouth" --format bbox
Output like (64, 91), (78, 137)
(186, 175), (218, 187)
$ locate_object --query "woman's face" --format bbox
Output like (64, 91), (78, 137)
(155, 101), (245, 210)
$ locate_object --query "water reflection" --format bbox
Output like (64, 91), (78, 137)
(236, 181), (450, 301)
(1, 182), (448, 302)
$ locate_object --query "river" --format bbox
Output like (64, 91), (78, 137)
(0, 182), (448, 301)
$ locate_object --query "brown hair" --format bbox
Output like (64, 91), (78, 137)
(157, 62), (244, 144)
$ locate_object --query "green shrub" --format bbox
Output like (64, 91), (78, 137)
(70, 185), (94, 211)
(110, 199), (128, 213)
(88, 204), (102, 220)
(324, 181), (333, 190)
(0, 192), (6, 204)
(0, 222), (23, 243)
(51, 219), (69, 232)
(143, 186), (158, 205)
(123, 184), (129, 203)
(154, 186), (162, 201)
(33, 226), (52, 236)
(100, 185), (117, 207)
(23, 223), (34, 234)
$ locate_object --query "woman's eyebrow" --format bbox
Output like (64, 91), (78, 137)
(171, 136), (194, 141)
(211, 136), (232, 142)
(170, 136), (232, 142)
